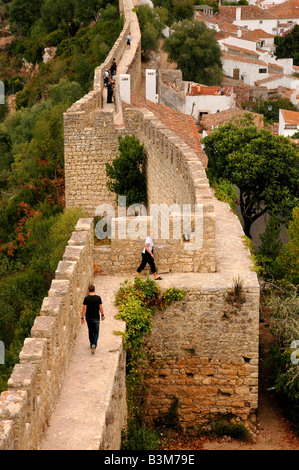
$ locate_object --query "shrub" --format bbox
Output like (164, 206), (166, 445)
(106, 135), (147, 206)
(121, 421), (161, 450)
(115, 278), (186, 419)
(264, 288), (299, 430)
(198, 415), (251, 441)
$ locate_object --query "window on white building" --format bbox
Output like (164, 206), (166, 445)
(259, 68), (267, 73)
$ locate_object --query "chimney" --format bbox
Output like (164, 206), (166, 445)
(237, 27), (242, 37)
(236, 7), (241, 21)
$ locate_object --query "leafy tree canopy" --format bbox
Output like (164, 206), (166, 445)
(152, 0), (195, 23)
(106, 136), (147, 206)
(203, 115), (299, 238)
(164, 19), (223, 85)
(9, 0), (44, 35)
(275, 24), (299, 66)
(242, 96), (298, 123)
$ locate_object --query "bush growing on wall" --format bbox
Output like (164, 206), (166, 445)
(115, 277), (186, 449)
(106, 135), (147, 206)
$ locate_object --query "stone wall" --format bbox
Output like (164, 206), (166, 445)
(64, 109), (121, 214)
(64, 0), (141, 215)
(0, 219), (125, 450)
(142, 280), (259, 428)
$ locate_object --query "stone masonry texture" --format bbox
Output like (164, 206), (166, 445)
(0, 0), (260, 450)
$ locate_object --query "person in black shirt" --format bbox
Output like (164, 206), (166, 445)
(81, 285), (105, 354)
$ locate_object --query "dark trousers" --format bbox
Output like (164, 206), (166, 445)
(137, 251), (156, 274)
(86, 319), (100, 348)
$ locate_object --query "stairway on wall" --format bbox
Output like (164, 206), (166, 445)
(40, 275), (127, 451)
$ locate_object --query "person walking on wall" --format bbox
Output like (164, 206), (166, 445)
(110, 58), (117, 78)
(81, 285), (105, 354)
(136, 233), (162, 280)
(126, 33), (131, 49)
(104, 69), (109, 85)
(106, 79), (114, 103)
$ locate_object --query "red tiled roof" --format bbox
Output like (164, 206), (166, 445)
(280, 108), (299, 125)
(218, 5), (272, 22)
(255, 73), (284, 85)
(221, 51), (268, 66)
(241, 28), (276, 39)
(267, 0), (299, 18)
(187, 85), (232, 96)
(218, 0), (299, 21)
(224, 43), (260, 56)
(124, 93), (208, 167)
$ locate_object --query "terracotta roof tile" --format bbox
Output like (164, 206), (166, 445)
(224, 43), (260, 56)
(255, 73), (284, 85)
(280, 108), (299, 125)
(218, 0), (299, 21)
(221, 51), (268, 66)
(218, 5), (272, 22)
(186, 85), (232, 96)
(201, 107), (264, 131)
(124, 93), (208, 167)
(267, 0), (299, 18)
(241, 28), (276, 39)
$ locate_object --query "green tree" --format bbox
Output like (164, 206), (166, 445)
(106, 135), (147, 206)
(164, 19), (223, 85)
(9, 0), (44, 35)
(242, 96), (298, 123)
(256, 216), (283, 279)
(172, 0), (195, 21)
(40, 0), (77, 34)
(74, 0), (111, 23)
(152, 0), (195, 23)
(275, 206), (299, 285)
(275, 24), (299, 66)
(137, 4), (168, 60)
(203, 116), (299, 238)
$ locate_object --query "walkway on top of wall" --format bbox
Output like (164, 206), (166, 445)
(39, 194), (258, 450)
(102, 0), (140, 123)
(40, 275), (127, 451)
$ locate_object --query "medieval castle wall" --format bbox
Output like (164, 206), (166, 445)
(0, 0), (260, 450)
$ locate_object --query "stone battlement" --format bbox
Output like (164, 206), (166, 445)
(0, 219), (94, 449)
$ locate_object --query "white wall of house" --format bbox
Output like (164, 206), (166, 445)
(221, 57), (269, 85)
(258, 74), (299, 89)
(233, 18), (299, 34)
(275, 58), (294, 75)
(184, 93), (234, 118)
(219, 36), (257, 52)
(278, 110), (299, 136)
(278, 109), (285, 135)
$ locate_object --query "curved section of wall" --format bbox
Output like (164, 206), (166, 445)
(66, 0), (141, 119)
(0, 219), (94, 449)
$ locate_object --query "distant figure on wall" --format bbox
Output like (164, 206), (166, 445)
(104, 69), (109, 85)
(106, 80), (114, 103)
(81, 285), (105, 354)
(126, 33), (131, 49)
(110, 58), (117, 78)
(136, 233), (162, 280)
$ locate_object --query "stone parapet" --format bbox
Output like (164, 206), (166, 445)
(0, 218), (94, 450)
(142, 274), (260, 428)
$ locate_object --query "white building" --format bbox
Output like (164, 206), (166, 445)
(184, 84), (235, 120)
(278, 108), (299, 136)
(259, 0), (289, 9)
(217, 0), (299, 35)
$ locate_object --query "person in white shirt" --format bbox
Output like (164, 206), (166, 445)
(136, 233), (162, 280)
(126, 33), (131, 49)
